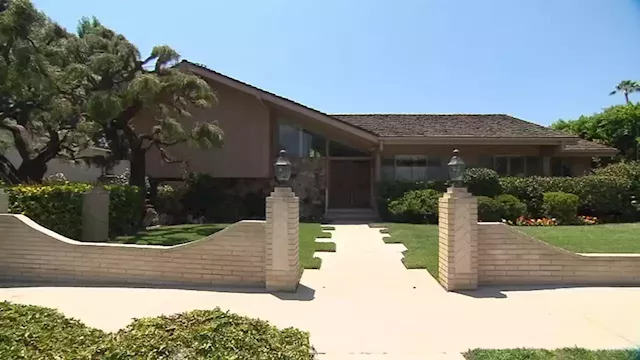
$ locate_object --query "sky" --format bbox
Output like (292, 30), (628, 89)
(32, 0), (640, 126)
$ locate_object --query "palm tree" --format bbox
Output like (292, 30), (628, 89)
(609, 80), (640, 104)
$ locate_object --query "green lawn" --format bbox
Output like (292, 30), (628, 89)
(520, 223), (640, 253)
(464, 348), (639, 360)
(114, 223), (335, 269)
(379, 223), (439, 278)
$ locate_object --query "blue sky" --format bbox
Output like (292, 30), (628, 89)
(33, 0), (640, 125)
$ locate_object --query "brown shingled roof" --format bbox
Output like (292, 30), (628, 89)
(331, 114), (573, 138)
(562, 139), (617, 154)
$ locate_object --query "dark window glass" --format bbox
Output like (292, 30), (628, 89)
(526, 157), (542, 176)
(329, 141), (368, 157)
(511, 157), (525, 177)
(381, 158), (395, 180)
(426, 157), (444, 180)
(494, 157), (508, 176)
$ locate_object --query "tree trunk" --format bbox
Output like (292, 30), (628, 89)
(128, 147), (147, 190)
(16, 159), (48, 183)
(0, 154), (21, 185)
(625, 92), (630, 104)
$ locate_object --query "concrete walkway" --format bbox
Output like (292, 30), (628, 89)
(1, 224), (640, 359)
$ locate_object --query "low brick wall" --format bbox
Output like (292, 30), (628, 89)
(0, 215), (266, 288)
(478, 223), (640, 286)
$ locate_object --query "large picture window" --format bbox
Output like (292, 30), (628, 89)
(381, 155), (444, 181)
(278, 122), (326, 157)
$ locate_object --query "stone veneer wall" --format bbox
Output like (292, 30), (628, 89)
(289, 157), (326, 220)
(0, 215), (266, 288)
(477, 223), (640, 285)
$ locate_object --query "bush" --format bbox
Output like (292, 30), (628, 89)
(501, 175), (633, 221)
(376, 180), (446, 221)
(0, 301), (312, 360)
(387, 189), (441, 223)
(462, 168), (502, 197)
(542, 192), (579, 224)
(494, 194), (527, 222)
(7, 183), (142, 239)
(477, 196), (502, 222)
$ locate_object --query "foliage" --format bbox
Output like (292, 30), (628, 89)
(0, 301), (106, 359)
(477, 196), (502, 222)
(376, 180), (446, 221)
(180, 173), (267, 222)
(105, 184), (143, 237)
(552, 103), (640, 160)
(593, 161), (640, 203)
(0, 301), (312, 360)
(609, 80), (640, 104)
(153, 183), (186, 223)
(462, 167), (502, 197)
(542, 192), (579, 224)
(464, 347), (639, 360)
(494, 194), (527, 222)
(500, 175), (633, 221)
(387, 189), (441, 224)
(70, 18), (224, 188)
(0, 0), (99, 183)
(578, 215), (598, 225)
(7, 183), (141, 239)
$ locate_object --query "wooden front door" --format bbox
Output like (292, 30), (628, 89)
(329, 160), (371, 208)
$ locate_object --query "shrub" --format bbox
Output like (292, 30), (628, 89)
(387, 189), (441, 223)
(462, 168), (502, 197)
(0, 301), (312, 360)
(501, 175), (633, 221)
(376, 180), (446, 221)
(495, 194), (527, 222)
(477, 196), (502, 222)
(542, 192), (579, 224)
(7, 183), (142, 239)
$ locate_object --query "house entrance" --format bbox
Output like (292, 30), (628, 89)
(328, 159), (371, 208)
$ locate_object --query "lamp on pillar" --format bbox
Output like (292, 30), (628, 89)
(274, 150), (292, 186)
(447, 149), (465, 187)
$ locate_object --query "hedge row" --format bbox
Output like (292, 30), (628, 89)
(0, 301), (312, 359)
(6, 183), (142, 239)
(376, 162), (640, 223)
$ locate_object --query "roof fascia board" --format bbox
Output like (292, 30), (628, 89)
(381, 137), (578, 146)
(182, 63), (379, 144)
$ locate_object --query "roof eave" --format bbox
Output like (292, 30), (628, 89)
(381, 136), (578, 146)
(180, 62), (380, 144)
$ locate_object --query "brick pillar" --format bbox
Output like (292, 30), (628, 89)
(438, 186), (478, 291)
(82, 187), (109, 242)
(0, 189), (8, 213)
(265, 186), (301, 292)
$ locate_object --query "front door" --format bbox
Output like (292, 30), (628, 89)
(329, 160), (371, 208)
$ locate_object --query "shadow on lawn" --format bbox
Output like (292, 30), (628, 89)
(0, 281), (316, 301)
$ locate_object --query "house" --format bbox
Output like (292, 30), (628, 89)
(142, 61), (617, 220)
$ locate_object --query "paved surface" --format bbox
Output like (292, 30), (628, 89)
(1, 224), (640, 359)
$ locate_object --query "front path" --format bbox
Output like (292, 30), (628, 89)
(1, 224), (639, 359)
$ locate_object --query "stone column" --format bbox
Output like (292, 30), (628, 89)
(82, 187), (109, 242)
(438, 186), (478, 291)
(265, 186), (301, 292)
(0, 189), (8, 213)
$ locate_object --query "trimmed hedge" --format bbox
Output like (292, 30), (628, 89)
(500, 175), (634, 221)
(462, 168), (502, 197)
(542, 192), (579, 224)
(376, 180), (446, 221)
(6, 183), (142, 239)
(0, 301), (312, 359)
(495, 194), (527, 222)
(388, 189), (440, 224)
(477, 196), (502, 222)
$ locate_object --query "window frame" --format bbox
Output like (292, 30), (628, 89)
(381, 155), (444, 181)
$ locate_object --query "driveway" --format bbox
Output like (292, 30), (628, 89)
(1, 224), (640, 359)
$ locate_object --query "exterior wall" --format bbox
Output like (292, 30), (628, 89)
(142, 79), (271, 179)
(0, 215), (266, 288)
(477, 223), (640, 285)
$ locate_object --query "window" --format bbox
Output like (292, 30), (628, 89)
(381, 155), (444, 181)
(551, 158), (572, 177)
(278, 121), (326, 157)
(492, 156), (541, 177)
(328, 141), (368, 157)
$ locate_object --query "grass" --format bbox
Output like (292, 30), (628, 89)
(379, 223), (439, 278)
(464, 348), (640, 360)
(519, 223), (640, 253)
(114, 223), (335, 269)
